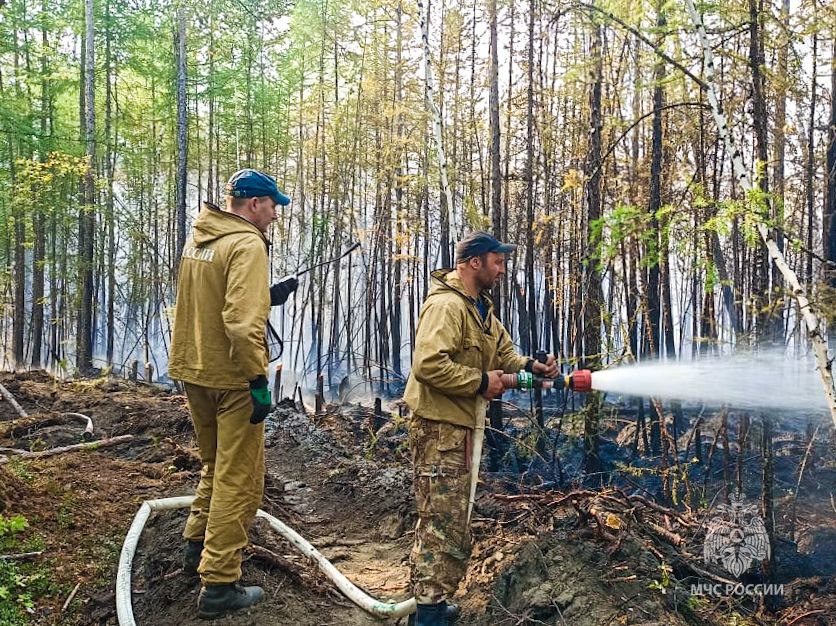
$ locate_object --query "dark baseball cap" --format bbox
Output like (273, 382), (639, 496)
(455, 231), (517, 263)
(225, 169), (291, 206)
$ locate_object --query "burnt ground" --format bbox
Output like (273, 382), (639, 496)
(0, 370), (833, 626)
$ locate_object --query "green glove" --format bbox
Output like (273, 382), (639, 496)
(249, 375), (272, 424)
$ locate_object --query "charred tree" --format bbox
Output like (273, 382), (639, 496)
(760, 417), (775, 590)
(104, 0), (116, 366)
(524, 0), (538, 354)
(488, 0), (502, 317)
(392, 2), (404, 378)
(747, 0), (777, 344)
(175, 6), (188, 273)
(804, 28), (817, 288)
(76, 0), (96, 373)
(582, 13), (603, 475)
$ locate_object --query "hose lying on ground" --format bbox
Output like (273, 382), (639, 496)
(115, 495), (416, 626)
(63, 412), (95, 441)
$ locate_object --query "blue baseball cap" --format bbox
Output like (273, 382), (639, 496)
(225, 169), (291, 206)
(455, 231), (517, 263)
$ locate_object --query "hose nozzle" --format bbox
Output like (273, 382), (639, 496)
(565, 369), (592, 392)
(500, 369), (593, 392)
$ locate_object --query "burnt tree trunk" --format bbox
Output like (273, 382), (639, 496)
(582, 14), (603, 475)
(760, 417), (775, 587)
(175, 6), (188, 272)
(747, 0), (776, 344)
(524, 0), (538, 353)
(805, 30), (817, 287)
(486, 0), (505, 469)
(76, 0), (96, 373)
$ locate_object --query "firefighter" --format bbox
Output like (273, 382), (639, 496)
(169, 168), (297, 619)
(404, 231), (557, 625)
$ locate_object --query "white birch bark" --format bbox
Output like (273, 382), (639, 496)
(417, 0), (458, 238)
(683, 0), (836, 428)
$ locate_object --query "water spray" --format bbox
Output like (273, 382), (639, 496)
(497, 351), (830, 417)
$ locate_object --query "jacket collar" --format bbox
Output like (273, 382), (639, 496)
(200, 201), (272, 248)
(429, 268), (495, 330)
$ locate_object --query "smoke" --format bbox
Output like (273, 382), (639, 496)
(590, 351), (830, 415)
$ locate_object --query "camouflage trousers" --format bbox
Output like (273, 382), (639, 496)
(409, 415), (472, 605)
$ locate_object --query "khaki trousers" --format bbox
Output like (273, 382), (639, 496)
(182, 383), (265, 584)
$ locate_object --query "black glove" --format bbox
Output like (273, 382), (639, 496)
(270, 276), (299, 306)
(249, 375), (272, 424)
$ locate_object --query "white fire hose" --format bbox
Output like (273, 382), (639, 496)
(117, 402), (492, 624)
(115, 496), (416, 625)
(467, 398), (488, 523)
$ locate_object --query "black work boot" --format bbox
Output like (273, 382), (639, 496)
(408, 601), (454, 626)
(197, 582), (264, 620)
(183, 540), (203, 576)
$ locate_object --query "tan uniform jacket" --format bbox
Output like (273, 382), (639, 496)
(169, 202), (271, 389)
(404, 269), (529, 428)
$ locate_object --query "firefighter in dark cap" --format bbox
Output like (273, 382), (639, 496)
(404, 231), (557, 625)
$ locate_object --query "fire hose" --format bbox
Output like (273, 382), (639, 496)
(467, 368), (593, 521)
(115, 496), (416, 625)
(117, 367), (592, 624)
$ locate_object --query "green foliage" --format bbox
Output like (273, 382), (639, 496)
(590, 203), (668, 270)
(56, 494), (78, 531)
(0, 560), (35, 625)
(702, 164), (774, 248)
(0, 514), (29, 549)
(6, 459), (33, 484)
(685, 593), (709, 612)
(0, 514), (50, 624)
(647, 562), (673, 595)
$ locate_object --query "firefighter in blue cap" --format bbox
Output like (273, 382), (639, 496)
(169, 169), (297, 619)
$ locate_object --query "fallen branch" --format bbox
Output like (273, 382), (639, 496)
(624, 493), (696, 528)
(644, 519), (683, 547)
(0, 383), (28, 418)
(246, 543), (331, 594)
(603, 574), (637, 583)
(494, 489), (598, 505)
(247, 543), (304, 575)
(0, 446), (26, 453)
(783, 610), (826, 626)
(677, 557), (740, 587)
(0, 435), (134, 465)
(62, 581), (81, 612)
(0, 551), (44, 560)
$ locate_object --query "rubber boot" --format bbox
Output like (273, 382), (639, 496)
(197, 582), (264, 620)
(183, 540), (203, 576)
(408, 602), (452, 626)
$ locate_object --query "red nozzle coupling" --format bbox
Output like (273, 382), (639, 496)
(569, 369), (592, 392)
